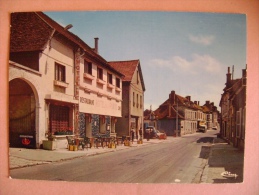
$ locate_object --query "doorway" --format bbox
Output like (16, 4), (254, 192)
(9, 78), (36, 148)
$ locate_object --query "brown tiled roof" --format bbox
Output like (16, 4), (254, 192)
(201, 106), (210, 113)
(108, 60), (146, 91)
(10, 12), (124, 77)
(10, 12), (53, 52)
(154, 96), (186, 120)
(108, 60), (139, 82)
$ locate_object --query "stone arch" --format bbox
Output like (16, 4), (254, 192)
(9, 78), (40, 148)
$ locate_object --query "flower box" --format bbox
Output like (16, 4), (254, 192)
(54, 131), (73, 135)
(43, 140), (57, 150)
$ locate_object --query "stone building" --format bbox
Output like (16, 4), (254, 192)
(219, 66), (246, 150)
(153, 91), (206, 136)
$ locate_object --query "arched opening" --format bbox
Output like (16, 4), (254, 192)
(9, 78), (36, 148)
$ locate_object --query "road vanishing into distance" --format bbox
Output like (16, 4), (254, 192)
(10, 130), (218, 183)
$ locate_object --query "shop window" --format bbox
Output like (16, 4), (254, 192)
(99, 115), (106, 134)
(84, 61), (92, 75)
(55, 63), (66, 82)
(97, 67), (103, 80)
(49, 104), (70, 134)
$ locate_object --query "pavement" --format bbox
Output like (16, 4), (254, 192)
(9, 135), (244, 183)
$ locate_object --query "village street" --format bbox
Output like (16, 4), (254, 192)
(10, 130), (222, 183)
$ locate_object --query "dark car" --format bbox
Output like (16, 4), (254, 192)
(145, 126), (156, 138)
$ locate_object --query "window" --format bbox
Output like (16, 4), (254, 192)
(84, 61), (92, 75)
(236, 110), (241, 138)
(97, 67), (103, 80)
(137, 94), (139, 108)
(140, 95), (142, 108)
(133, 92), (135, 106)
(49, 104), (69, 134)
(137, 70), (139, 84)
(116, 77), (120, 88)
(107, 73), (113, 84)
(55, 63), (66, 82)
(99, 115), (106, 134)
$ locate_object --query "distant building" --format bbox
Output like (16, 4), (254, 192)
(202, 101), (220, 130)
(109, 60), (145, 138)
(143, 107), (157, 129)
(153, 91), (207, 136)
(219, 66), (246, 150)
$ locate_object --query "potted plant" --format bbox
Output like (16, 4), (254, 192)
(42, 132), (57, 150)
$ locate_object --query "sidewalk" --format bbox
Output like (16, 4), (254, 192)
(9, 138), (169, 169)
(202, 137), (244, 183)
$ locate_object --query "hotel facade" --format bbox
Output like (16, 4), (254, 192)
(9, 12), (124, 149)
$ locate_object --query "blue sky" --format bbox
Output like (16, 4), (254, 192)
(45, 11), (246, 110)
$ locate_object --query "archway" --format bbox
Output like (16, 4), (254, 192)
(9, 78), (36, 148)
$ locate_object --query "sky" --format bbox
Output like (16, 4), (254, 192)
(45, 11), (246, 110)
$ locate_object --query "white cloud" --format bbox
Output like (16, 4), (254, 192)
(188, 34), (215, 46)
(150, 54), (222, 75)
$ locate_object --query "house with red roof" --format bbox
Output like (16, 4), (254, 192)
(219, 66), (246, 150)
(109, 60), (145, 139)
(9, 12), (124, 149)
(152, 91), (208, 136)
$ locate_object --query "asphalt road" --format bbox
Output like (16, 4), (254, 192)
(10, 130), (218, 183)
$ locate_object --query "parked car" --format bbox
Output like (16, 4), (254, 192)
(156, 130), (167, 140)
(145, 126), (167, 139)
(145, 126), (157, 138)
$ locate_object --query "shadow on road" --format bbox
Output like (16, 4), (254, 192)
(199, 145), (211, 159)
(196, 137), (214, 143)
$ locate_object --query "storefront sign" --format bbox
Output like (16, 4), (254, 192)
(80, 97), (94, 105)
(74, 49), (81, 100)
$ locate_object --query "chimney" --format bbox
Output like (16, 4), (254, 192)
(169, 91), (175, 105)
(94, 37), (99, 54)
(194, 101), (197, 105)
(242, 69), (247, 78)
(226, 67), (232, 87)
(169, 91), (175, 117)
(206, 101), (210, 106)
(186, 96), (191, 101)
(198, 101), (200, 106)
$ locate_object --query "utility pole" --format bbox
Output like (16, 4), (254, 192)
(176, 98), (178, 137)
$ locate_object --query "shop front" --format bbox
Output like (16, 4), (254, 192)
(78, 94), (121, 139)
(45, 99), (77, 149)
